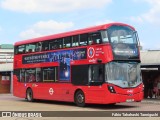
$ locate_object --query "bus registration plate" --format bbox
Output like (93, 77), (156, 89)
(126, 99), (134, 102)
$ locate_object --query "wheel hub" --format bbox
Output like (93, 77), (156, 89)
(77, 94), (84, 103)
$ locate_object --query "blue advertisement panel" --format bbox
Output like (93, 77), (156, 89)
(22, 48), (87, 81)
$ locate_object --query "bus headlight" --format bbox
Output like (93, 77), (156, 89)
(108, 86), (116, 93)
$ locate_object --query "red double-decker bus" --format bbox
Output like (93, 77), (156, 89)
(13, 23), (143, 107)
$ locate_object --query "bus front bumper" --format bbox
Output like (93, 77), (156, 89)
(103, 91), (144, 104)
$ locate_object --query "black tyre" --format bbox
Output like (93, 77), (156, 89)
(26, 88), (34, 102)
(75, 90), (85, 107)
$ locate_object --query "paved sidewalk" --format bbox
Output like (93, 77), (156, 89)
(142, 98), (160, 104)
(1, 94), (160, 105)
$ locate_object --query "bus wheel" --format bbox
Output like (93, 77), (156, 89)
(75, 90), (85, 107)
(26, 88), (34, 102)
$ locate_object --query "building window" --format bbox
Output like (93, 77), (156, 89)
(1, 72), (11, 85)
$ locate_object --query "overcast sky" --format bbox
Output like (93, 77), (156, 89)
(0, 0), (160, 50)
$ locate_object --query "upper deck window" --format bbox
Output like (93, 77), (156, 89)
(42, 41), (49, 51)
(101, 31), (109, 43)
(26, 44), (36, 53)
(49, 39), (64, 50)
(108, 26), (137, 44)
(89, 32), (102, 45)
(35, 42), (42, 52)
(80, 34), (88, 46)
(49, 40), (58, 50)
(64, 37), (72, 48)
(72, 35), (79, 47)
(17, 45), (25, 54)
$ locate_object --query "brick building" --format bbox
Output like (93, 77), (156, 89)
(0, 44), (13, 93)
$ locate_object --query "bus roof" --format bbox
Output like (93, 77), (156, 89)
(15, 23), (135, 46)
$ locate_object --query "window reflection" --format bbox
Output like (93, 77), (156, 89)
(108, 26), (137, 44)
(105, 62), (141, 88)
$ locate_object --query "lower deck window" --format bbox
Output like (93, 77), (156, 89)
(15, 67), (58, 83)
(71, 65), (88, 85)
(25, 69), (36, 83)
(43, 68), (55, 82)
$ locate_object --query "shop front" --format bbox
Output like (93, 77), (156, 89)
(0, 63), (13, 94)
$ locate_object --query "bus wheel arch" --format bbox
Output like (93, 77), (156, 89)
(74, 89), (85, 107)
(26, 88), (34, 102)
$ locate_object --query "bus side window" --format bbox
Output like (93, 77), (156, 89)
(89, 65), (104, 84)
(43, 67), (55, 82)
(14, 69), (20, 82)
(58, 39), (63, 49)
(25, 69), (36, 83)
(26, 44), (36, 53)
(71, 65), (89, 85)
(17, 45), (25, 54)
(72, 35), (79, 47)
(80, 34), (88, 46)
(55, 67), (58, 82)
(14, 46), (18, 54)
(49, 40), (63, 50)
(49, 41), (56, 50)
(42, 41), (49, 51)
(36, 42), (42, 52)
(89, 32), (102, 45)
(36, 68), (42, 82)
(64, 37), (72, 48)
(20, 69), (25, 83)
(101, 31), (109, 43)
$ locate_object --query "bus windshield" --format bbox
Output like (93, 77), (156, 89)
(107, 25), (137, 44)
(105, 62), (141, 88)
